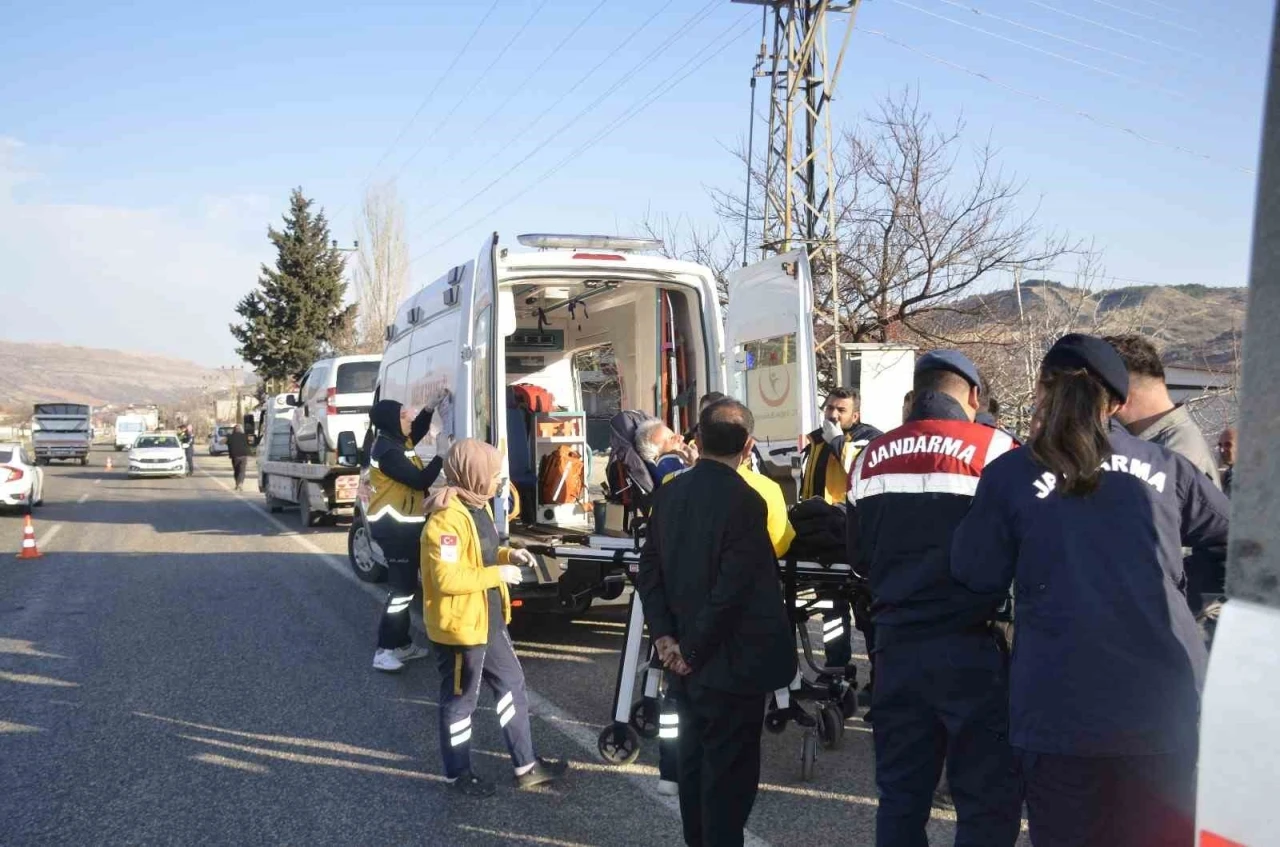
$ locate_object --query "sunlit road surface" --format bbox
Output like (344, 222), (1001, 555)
(0, 447), (1023, 846)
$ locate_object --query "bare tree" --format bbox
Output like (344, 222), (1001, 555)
(640, 212), (741, 302)
(713, 88), (1080, 386)
(352, 181), (410, 353)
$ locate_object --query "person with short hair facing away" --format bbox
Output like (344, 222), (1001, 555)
(847, 350), (1023, 847)
(1218, 426), (1237, 497)
(635, 419), (697, 487)
(637, 399), (796, 847)
(1104, 334), (1222, 488)
(226, 424), (251, 491)
(422, 439), (567, 798)
(951, 334), (1229, 847)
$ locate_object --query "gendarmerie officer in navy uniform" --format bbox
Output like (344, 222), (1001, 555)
(847, 350), (1023, 847)
(951, 334), (1230, 847)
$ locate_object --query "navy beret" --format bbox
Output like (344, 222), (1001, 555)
(1042, 333), (1130, 402)
(916, 350), (982, 389)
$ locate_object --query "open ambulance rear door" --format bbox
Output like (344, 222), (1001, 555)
(723, 250), (820, 480)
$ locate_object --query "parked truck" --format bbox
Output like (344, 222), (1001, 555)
(256, 394), (361, 527)
(32, 403), (92, 465)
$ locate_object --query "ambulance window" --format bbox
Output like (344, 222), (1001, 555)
(737, 334), (801, 441)
(473, 306), (493, 442)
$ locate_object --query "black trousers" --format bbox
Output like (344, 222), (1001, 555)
(674, 682), (767, 847)
(432, 613), (535, 779)
(231, 457), (248, 488)
(185, 446), (195, 475)
(873, 631), (1021, 847)
(1021, 748), (1197, 847)
(820, 590), (875, 676)
(375, 531), (419, 650)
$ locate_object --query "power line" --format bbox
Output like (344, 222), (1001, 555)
(933, 0), (1145, 64)
(401, 0), (612, 199)
(404, 0), (720, 242)
(1089, 0), (1196, 35)
(410, 15), (756, 264)
(889, 0), (1184, 98)
(334, 0), (501, 223)
(860, 28), (1254, 175)
(400, 0), (684, 224)
(1029, 0), (1205, 59)
(386, 0), (552, 183)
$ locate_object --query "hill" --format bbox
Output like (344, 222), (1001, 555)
(940, 281), (1246, 368)
(0, 341), (233, 409)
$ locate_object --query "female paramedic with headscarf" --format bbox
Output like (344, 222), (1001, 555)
(950, 334), (1230, 847)
(422, 438), (568, 797)
(366, 399), (445, 673)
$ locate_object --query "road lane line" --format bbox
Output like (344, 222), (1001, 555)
(37, 525), (62, 549)
(94, 479), (101, 485)
(201, 469), (773, 847)
(77, 493), (89, 504)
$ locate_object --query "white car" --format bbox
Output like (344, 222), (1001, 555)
(0, 443), (45, 513)
(289, 354), (380, 463)
(127, 434), (188, 478)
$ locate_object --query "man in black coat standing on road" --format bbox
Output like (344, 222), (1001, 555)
(226, 424), (251, 491)
(637, 398), (796, 847)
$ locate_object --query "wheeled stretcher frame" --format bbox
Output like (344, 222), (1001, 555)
(588, 545), (869, 783)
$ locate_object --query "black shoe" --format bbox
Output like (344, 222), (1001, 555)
(515, 757), (569, 790)
(450, 771), (495, 798)
(862, 708), (874, 724)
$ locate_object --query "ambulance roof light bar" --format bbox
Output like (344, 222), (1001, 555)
(516, 234), (665, 253)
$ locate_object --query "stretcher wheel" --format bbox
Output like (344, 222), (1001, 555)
(818, 705), (844, 750)
(630, 700), (659, 739)
(764, 710), (789, 735)
(800, 730), (818, 782)
(598, 724), (641, 766)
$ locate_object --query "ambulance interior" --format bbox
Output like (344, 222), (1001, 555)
(496, 276), (708, 535)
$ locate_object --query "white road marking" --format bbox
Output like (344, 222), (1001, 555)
(77, 494), (89, 504)
(38, 525), (61, 549)
(200, 469), (773, 847)
(94, 479), (101, 486)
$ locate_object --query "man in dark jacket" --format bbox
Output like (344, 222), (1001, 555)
(226, 425), (251, 491)
(637, 399), (796, 847)
(847, 351), (1022, 847)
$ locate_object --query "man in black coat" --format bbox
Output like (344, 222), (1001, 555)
(637, 399), (796, 847)
(226, 425), (251, 491)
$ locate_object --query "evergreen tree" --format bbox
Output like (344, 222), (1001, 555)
(230, 188), (356, 391)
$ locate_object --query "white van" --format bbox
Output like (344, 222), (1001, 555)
(368, 233), (818, 612)
(289, 354), (381, 463)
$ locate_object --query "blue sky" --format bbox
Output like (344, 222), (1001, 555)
(1, 0), (1272, 365)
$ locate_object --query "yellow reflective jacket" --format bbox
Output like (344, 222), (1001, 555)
(420, 499), (514, 647)
(799, 423), (882, 504)
(366, 431), (443, 537)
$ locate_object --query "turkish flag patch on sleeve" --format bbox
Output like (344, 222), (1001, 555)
(439, 534), (459, 563)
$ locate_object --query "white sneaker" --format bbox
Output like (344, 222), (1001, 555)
(373, 648), (404, 673)
(392, 642), (430, 664)
(657, 779), (679, 796)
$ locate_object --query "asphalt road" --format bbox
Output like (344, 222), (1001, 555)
(1, 447), (1027, 846)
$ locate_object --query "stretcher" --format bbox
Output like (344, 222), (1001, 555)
(552, 530), (868, 783)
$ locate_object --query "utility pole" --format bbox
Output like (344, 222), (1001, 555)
(734, 0), (860, 386)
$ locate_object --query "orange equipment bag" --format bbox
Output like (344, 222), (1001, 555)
(538, 446), (585, 505)
(512, 384), (555, 414)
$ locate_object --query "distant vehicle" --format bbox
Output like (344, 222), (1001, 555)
(258, 394), (361, 527)
(0, 443), (44, 513)
(114, 414), (150, 451)
(208, 424), (234, 455)
(288, 354), (380, 464)
(32, 403), (92, 465)
(127, 433), (187, 478)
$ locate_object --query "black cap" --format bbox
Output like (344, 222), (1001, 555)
(916, 350), (982, 389)
(1042, 333), (1130, 402)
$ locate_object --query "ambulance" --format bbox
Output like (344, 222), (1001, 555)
(360, 232), (821, 613)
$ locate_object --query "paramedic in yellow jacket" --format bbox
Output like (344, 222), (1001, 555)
(422, 438), (569, 798)
(799, 388), (884, 503)
(366, 399), (445, 674)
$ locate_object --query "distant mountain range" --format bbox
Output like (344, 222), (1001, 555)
(941, 281), (1246, 370)
(0, 341), (235, 410)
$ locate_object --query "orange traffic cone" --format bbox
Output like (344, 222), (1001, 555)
(105, 456), (113, 471)
(16, 515), (42, 559)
